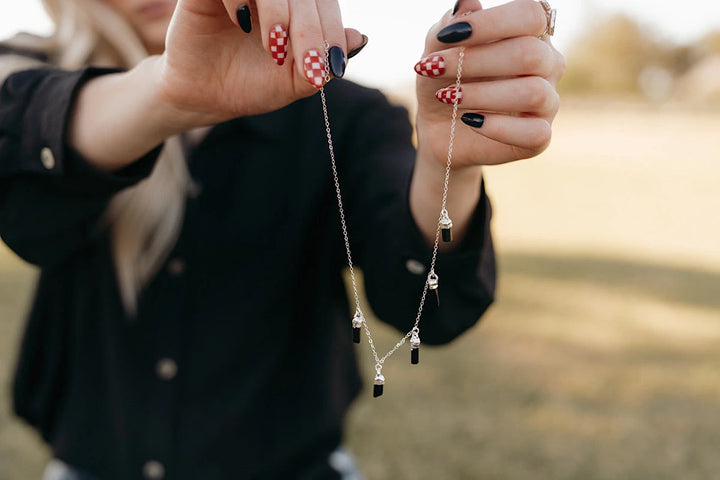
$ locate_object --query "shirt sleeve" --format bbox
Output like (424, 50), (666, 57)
(0, 67), (161, 267)
(338, 86), (496, 346)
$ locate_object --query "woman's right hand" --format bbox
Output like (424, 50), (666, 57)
(158, 0), (364, 125)
(69, 0), (363, 171)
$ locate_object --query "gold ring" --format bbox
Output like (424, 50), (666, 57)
(538, 0), (557, 39)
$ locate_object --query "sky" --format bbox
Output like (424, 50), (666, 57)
(2, 0), (720, 88)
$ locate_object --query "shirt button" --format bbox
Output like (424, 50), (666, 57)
(40, 147), (56, 170)
(142, 460), (165, 479)
(167, 258), (185, 276)
(156, 358), (178, 381)
(405, 259), (426, 275)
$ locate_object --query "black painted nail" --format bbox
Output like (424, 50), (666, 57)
(452, 0), (461, 15)
(461, 113), (485, 128)
(328, 46), (346, 78)
(347, 34), (369, 59)
(437, 22), (472, 43)
(236, 6), (252, 33)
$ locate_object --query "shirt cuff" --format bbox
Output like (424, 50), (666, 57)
(61, 142), (162, 196)
(3, 66), (161, 194)
(399, 175), (496, 304)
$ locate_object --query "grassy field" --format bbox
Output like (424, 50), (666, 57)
(2, 102), (720, 479)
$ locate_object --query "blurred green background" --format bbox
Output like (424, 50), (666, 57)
(2, 6), (720, 480)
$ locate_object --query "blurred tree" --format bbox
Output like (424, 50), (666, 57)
(559, 14), (670, 96)
(653, 45), (696, 78)
(698, 31), (720, 55)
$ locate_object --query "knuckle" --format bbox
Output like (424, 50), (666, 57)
(528, 120), (552, 150)
(518, 38), (550, 74)
(524, 77), (552, 111)
(549, 89), (561, 114)
(556, 51), (567, 76)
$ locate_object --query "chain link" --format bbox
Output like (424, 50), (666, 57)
(319, 42), (465, 372)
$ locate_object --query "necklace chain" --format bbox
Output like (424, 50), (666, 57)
(319, 42), (465, 388)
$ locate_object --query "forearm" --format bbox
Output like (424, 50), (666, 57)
(0, 67), (165, 266)
(409, 146), (483, 250)
(67, 56), (204, 172)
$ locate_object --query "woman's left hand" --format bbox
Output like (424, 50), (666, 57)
(414, 0), (565, 168)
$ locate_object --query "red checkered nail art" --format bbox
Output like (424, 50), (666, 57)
(303, 49), (326, 89)
(435, 86), (463, 105)
(414, 55), (446, 77)
(269, 24), (288, 66)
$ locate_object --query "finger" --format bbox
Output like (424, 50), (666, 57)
(436, 77), (559, 117)
(460, 113), (552, 154)
(236, 3), (253, 33)
(428, 0), (547, 52)
(256, 0), (291, 66)
(451, 0), (483, 17)
(316, 0), (347, 78)
(416, 36), (556, 81)
(218, 0), (254, 31)
(542, 38), (567, 87)
(289, 0), (327, 89)
(346, 30), (367, 59)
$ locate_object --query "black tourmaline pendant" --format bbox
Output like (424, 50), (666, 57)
(440, 210), (453, 243)
(373, 371), (385, 398)
(410, 331), (421, 365)
(352, 311), (364, 344)
(427, 271), (440, 307)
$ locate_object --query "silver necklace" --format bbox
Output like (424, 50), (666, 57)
(319, 43), (465, 397)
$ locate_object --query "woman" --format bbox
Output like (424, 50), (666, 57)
(0, 0), (564, 478)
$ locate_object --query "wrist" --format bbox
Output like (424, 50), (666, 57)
(145, 55), (222, 135)
(69, 57), (211, 172)
(411, 145), (483, 248)
(415, 144), (483, 196)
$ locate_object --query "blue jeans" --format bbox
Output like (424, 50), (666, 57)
(43, 446), (364, 480)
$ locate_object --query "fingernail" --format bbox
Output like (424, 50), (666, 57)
(436, 86), (463, 105)
(348, 34), (368, 59)
(414, 55), (446, 78)
(452, 0), (461, 15)
(461, 113), (485, 128)
(269, 24), (288, 66)
(304, 50), (326, 89)
(437, 22), (472, 43)
(236, 5), (252, 34)
(328, 46), (346, 78)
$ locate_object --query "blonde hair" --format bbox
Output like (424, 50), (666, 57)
(1, 0), (195, 316)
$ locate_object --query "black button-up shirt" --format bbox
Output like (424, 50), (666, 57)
(0, 66), (496, 480)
